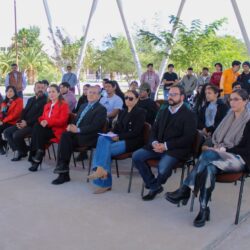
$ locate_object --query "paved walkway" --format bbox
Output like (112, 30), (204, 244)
(0, 152), (249, 250)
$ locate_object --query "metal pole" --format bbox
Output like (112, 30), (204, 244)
(158, 0), (186, 80)
(75, 0), (98, 86)
(42, 0), (63, 73)
(116, 0), (142, 79)
(14, 0), (18, 65)
(231, 0), (250, 56)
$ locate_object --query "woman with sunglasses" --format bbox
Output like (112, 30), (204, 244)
(89, 90), (146, 194)
(166, 89), (250, 228)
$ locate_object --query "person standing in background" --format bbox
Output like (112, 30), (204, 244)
(62, 65), (77, 93)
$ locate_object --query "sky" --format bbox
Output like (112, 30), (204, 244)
(0, 0), (250, 56)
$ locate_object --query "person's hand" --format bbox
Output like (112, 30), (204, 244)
(19, 120), (27, 128)
(153, 143), (166, 153)
(0, 121), (3, 126)
(112, 136), (119, 141)
(40, 120), (48, 127)
(67, 124), (78, 133)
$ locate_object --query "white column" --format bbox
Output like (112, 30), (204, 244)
(116, 0), (142, 79)
(158, 0), (186, 80)
(75, 0), (98, 87)
(231, 0), (250, 56)
(42, 0), (63, 73)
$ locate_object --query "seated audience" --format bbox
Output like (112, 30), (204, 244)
(232, 81), (242, 91)
(89, 90), (146, 194)
(197, 85), (229, 138)
(52, 86), (107, 185)
(166, 89), (250, 228)
(4, 81), (47, 161)
(237, 61), (250, 94)
(100, 80), (123, 128)
(0, 86), (23, 155)
(137, 83), (158, 125)
(74, 84), (90, 113)
(28, 84), (70, 172)
(60, 82), (77, 112)
(132, 85), (197, 201)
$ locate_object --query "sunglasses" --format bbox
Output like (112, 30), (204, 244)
(125, 96), (134, 101)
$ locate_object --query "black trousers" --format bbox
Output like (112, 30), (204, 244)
(30, 124), (54, 152)
(0, 123), (12, 147)
(4, 125), (32, 153)
(57, 131), (86, 165)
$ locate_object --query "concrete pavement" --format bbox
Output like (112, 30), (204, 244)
(0, 151), (249, 250)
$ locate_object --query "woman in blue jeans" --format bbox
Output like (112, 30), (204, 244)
(166, 89), (250, 228)
(89, 90), (146, 194)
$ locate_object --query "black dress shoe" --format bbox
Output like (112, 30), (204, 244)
(11, 152), (27, 161)
(193, 207), (210, 228)
(142, 186), (163, 201)
(0, 146), (6, 155)
(51, 173), (70, 185)
(53, 163), (69, 174)
(28, 163), (40, 172)
(32, 149), (45, 163)
(165, 185), (191, 205)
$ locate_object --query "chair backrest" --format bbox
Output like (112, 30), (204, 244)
(143, 122), (151, 145)
(155, 99), (166, 108)
(191, 130), (204, 159)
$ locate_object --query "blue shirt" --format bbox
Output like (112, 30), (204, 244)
(62, 72), (77, 88)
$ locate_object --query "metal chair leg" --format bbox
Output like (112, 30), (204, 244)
(87, 149), (93, 182)
(72, 153), (77, 167)
(52, 143), (56, 161)
(115, 159), (120, 178)
(127, 162), (134, 193)
(141, 182), (145, 197)
(190, 192), (195, 212)
(47, 147), (51, 160)
(178, 166), (186, 207)
(235, 175), (245, 225)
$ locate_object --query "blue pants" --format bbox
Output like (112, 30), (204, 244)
(132, 148), (179, 192)
(92, 136), (126, 188)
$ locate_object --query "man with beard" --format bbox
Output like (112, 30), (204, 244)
(132, 85), (197, 201)
(4, 81), (47, 161)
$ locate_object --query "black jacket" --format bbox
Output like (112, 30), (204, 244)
(113, 106), (146, 152)
(197, 99), (229, 133)
(146, 104), (197, 160)
(226, 120), (250, 172)
(21, 95), (47, 127)
(74, 102), (107, 147)
(73, 95), (88, 113)
(137, 98), (158, 125)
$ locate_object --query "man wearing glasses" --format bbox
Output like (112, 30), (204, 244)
(132, 85), (197, 201)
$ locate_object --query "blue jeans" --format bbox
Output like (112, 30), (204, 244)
(92, 136), (126, 188)
(132, 148), (179, 192)
(163, 89), (169, 100)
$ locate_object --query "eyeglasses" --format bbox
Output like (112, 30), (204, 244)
(229, 98), (243, 102)
(168, 93), (180, 97)
(125, 96), (134, 101)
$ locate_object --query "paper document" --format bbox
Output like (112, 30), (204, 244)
(98, 133), (118, 138)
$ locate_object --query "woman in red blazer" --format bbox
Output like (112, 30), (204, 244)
(0, 86), (23, 154)
(29, 84), (70, 172)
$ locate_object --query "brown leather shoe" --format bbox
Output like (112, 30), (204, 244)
(93, 187), (111, 194)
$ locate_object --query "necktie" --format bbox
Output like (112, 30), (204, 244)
(76, 104), (91, 127)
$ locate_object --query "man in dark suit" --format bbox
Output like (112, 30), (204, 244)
(132, 85), (197, 201)
(52, 86), (107, 185)
(4, 81), (47, 161)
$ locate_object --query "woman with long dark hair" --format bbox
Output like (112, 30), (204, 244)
(0, 86), (23, 154)
(89, 90), (146, 194)
(166, 89), (250, 228)
(28, 84), (70, 171)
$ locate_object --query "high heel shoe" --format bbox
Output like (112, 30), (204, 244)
(193, 207), (210, 228)
(88, 167), (107, 180)
(28, 162), (40, 172)
(165, 185), (191, 205)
